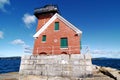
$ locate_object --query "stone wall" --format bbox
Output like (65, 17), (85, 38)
(19, 54), (92, 78)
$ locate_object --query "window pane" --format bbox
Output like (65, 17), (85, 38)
(42, 35), (46, 42)
(55, 22), (59, 30)
(60, 38), (68, 48)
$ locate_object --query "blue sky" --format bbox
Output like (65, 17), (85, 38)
(0, 0), (120, 58)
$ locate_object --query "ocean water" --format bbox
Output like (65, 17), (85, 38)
(0, 57), (120, 74)
(0, 58), (21, 74)
(92, 58), (120, 70)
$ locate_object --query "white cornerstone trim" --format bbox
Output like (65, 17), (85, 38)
(33, 13), (82, 38)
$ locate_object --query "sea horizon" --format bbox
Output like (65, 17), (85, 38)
(0, 56), (120, 59)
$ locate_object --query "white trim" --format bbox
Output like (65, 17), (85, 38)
(60, 48), (68, 49)
(54, 30), (60, 32)
(33, 13), (82, 38)
(56, 14), (82, 35)
(41, 41), (46, 43)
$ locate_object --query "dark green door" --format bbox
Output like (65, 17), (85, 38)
(60, 38), (68, 48)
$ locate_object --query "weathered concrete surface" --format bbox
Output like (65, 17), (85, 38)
(19, 54), (93, 78)
(18, 54), (120, 80)
(0, 71), (115, 80)
(0, 72), (19, 80)
(99, 67), (120, 80)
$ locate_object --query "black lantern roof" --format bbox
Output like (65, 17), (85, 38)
(34, 5), (59, 18)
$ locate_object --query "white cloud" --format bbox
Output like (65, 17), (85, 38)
(0, 31), (4, 39)
(91, 49), (106, 54)
(22, 13), (36, 28)
(0, 0), (10, 12)
(91, 49), (120, 58)
(11, 39), (32, 53)
(11, 39), (25, 45)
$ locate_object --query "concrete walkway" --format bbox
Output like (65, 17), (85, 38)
(0, 71), (114, 80)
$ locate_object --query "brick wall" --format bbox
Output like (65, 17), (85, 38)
(36, 13), (53, 31)
(33, 18), (81, 55)
(19, 54), (93, 78)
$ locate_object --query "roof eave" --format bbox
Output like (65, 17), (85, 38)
(33, 13), (83, 38)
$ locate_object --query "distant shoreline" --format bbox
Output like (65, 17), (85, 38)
(0, 57), (21, 60)
(0, 56), (120, 60)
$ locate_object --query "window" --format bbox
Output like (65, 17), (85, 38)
(60, 38), (68, 48)
(54, 22), (59, 30)
(42, 35), (46, 42)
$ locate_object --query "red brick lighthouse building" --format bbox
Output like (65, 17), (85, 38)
(33, 5), (82, 55)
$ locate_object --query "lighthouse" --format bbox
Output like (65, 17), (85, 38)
(33, 5), (82, 55)
(20, 5), (93, 79)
